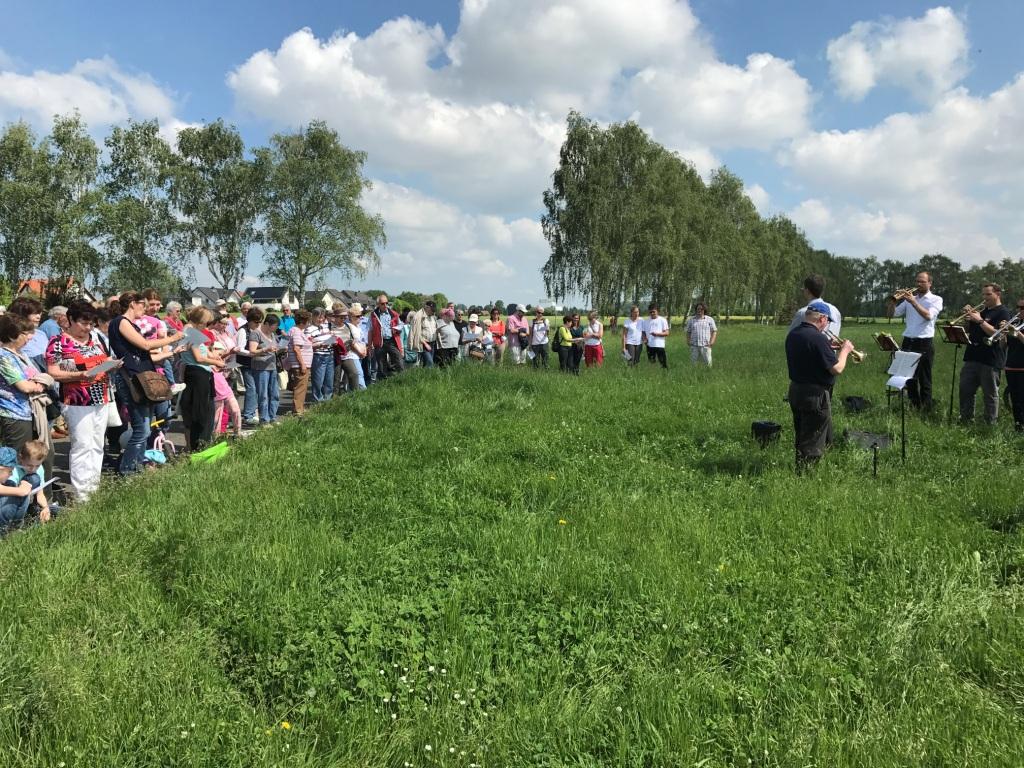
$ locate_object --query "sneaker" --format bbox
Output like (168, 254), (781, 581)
(243, 417), (259, 427)
(170, 383), (187, 395)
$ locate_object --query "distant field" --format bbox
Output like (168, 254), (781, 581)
(1, 322), (1022, 767)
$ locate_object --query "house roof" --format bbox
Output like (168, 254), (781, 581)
(191, 287), (229, 302)
(245, 286), (289, 302)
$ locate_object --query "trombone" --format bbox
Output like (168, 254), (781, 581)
(823, 329), (866, 363)
(984, 316), (1024, 346)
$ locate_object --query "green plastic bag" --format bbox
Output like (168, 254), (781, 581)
(190, 441), (230, 464)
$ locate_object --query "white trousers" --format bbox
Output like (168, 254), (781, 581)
(65, 404), (108, 501)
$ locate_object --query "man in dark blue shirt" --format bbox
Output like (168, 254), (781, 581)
(785, 300), (854, 470)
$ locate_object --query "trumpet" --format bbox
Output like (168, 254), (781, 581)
(823, 329), (866, 363)
(984, 316), (1024, 346)
(889, 287), (917, 302)
(947, 298), (984, 326)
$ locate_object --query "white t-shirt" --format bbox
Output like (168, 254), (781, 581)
(644, 316), (669, 348)
(531, 319), (549, 345)
(893, 292), (943, 339)
(342, 323), (364, 361)
(623, 317), (644, 345)
(585, 321), (603, 346)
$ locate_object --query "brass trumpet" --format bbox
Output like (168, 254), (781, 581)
(947, 298), (984, 326)
(984, 316), (1024, 346)
(889, 287), (917, 302)
(824, 329), (866, 363)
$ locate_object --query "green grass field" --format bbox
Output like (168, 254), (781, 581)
(1, 322), (1022, 767)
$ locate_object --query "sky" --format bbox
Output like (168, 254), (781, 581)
(2, 1), (1023, 304)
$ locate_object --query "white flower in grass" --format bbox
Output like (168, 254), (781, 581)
(428, 665), (435, 673)
(449, 747), (456, 753)
(424, 744), (432, 752)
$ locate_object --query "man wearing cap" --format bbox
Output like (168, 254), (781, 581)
(370, 294), (404, 379)
(785, 300), (854, 470)
(506, 304), (530, 365)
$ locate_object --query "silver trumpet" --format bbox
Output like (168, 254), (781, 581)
(984, 315), (1024, 346)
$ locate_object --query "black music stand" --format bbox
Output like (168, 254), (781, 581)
(941, 324), (971, 424)
(874, 332), (900, 406)
(886, 351), (921, 462)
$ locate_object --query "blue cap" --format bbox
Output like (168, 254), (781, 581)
(0, 447), (17, 468)
(807, 300), (832, 321)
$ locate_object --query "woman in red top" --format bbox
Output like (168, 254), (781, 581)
(488, 307), (506, 365)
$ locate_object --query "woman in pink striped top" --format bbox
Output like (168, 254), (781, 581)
(285, 309), (313, 414)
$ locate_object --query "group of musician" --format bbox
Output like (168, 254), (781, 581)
(784, 272), (1024, 469)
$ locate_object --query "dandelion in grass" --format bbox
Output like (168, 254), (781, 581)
(558, 519), (567, 525)
(280, 721), (291, 730)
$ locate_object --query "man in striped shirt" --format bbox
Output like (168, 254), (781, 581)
(685, 303), (717, 366)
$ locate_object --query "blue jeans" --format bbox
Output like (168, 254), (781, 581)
(267, 369), (280, 422)
(241, 367), (257, 421)
(420, 348), (434, 368)
(253, 369), (273, 423)
(116, 374), (152, 475)
(0, 474), (40, 530)
(311, 354), (334, 401)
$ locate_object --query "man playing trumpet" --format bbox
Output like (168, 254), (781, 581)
(785, 300), (855, 470)
(1003, 299), (1024, 431)
(886, 271), (943, 411)
(959, 282), (1012, 424)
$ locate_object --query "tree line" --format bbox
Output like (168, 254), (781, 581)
(0, 114), (385, 302)
(541, 112), (1023, 321)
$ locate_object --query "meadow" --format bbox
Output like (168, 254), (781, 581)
(0, 321), (1022, 767)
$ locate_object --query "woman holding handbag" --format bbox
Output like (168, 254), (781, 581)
(285, 310), (313, 415)
(107, 292), (185, 475)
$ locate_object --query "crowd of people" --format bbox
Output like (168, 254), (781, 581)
(3, 271), (1019, 528)
(0, 290), (721, 534)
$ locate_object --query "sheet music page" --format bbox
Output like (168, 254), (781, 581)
(887, 351), (921, 378)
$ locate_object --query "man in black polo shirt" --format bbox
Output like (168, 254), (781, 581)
(959, 282), (1013, 424)
(785, 300), (854, 470)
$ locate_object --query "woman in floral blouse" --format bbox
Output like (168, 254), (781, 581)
(45, 301), (121, 502)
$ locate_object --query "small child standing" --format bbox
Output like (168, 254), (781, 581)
(210, 342), (242, 438)
(0, 445), (42, 533)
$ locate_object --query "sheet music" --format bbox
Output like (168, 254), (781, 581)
(886, 351), (921, 390)
(85, 360), (119, 378)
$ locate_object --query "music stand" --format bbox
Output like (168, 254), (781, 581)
(941, 324), (971, 424)
(886, 351), (921, 462)
(874, 332), (900, 406)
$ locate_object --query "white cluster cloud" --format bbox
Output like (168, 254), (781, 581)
(3, 3), (1021, 299)
(362, 181), (548, 301)
(0, 55), (191, 140)
(826, 6), (968, 103)
(785, 71), (1024, 264)
(227, 0), (813, 297)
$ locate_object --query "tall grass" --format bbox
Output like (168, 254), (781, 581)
(0, 323), (1021, 767)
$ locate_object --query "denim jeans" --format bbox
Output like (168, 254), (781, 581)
(254, 369), (274, 423)
(419, 347), (434, 368)
(241, 367), (257, 421)
(0, 473), (40, 531)
(116, 374), (152, 475)
(266, 368), (280, 422)
(311, 354), (335, 401)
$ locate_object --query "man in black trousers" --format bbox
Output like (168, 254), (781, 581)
(886, 271), (943, 410)
(785, 301), (854, 470)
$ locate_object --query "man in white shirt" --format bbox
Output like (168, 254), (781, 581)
(887, 271), (943, 411)
(642, 302), (670, 368)
(685, 302), (718, 367)
(789, 275), (842, 338)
